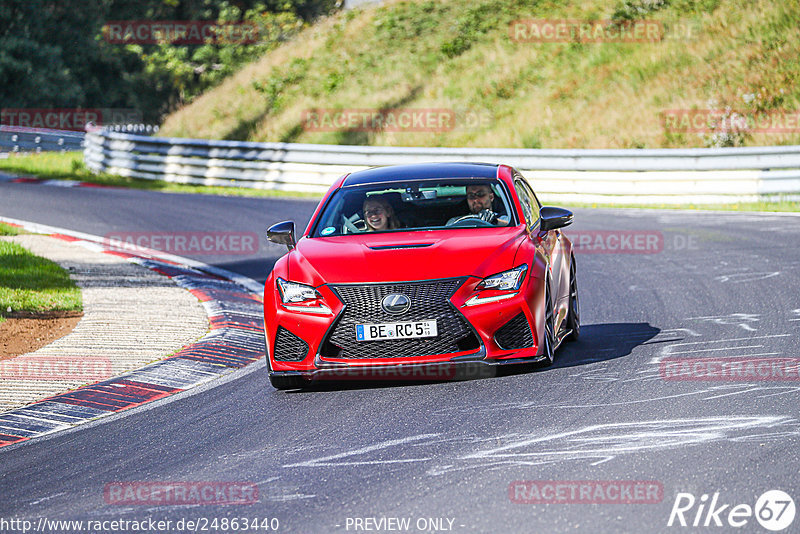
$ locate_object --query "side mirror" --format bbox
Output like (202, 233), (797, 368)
(267, 221), (296, 251)
(539, 206), (573, 232)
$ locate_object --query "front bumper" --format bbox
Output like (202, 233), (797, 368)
(269, 354), (550, 384)
(265, 275), (545, 374)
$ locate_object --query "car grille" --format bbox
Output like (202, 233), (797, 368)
(274, 326), (309, 361)
(321, 278), (478, 359)
(494, 313), (534, 350)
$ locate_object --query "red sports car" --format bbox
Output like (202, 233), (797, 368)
(263, 163), (579, 389)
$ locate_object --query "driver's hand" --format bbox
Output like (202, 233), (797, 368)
(477, 209), (498, 223)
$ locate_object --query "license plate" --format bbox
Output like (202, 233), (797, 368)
(355, 320), (438, 341)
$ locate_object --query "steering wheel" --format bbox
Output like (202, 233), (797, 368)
(445, 214), (496, 228)
(342, 214), (366, 234)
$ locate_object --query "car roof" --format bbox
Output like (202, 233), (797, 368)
(342, 162), (501, 188)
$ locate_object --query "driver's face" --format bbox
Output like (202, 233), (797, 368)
(466, 185), (494, 213)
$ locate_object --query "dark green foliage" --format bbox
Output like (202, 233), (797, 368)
(0, 0), (335, 124)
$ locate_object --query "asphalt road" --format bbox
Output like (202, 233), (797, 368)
(1, 181), (799, 533)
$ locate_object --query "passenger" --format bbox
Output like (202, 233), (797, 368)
(363, 195), (401, 231)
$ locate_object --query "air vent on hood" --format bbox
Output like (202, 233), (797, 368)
(367, 243), (434, 250)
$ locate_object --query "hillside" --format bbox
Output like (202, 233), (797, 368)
(159, 0), (800, 149)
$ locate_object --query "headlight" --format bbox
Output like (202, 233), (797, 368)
(464, 265), (528, 306)
(276, 278), (332, 314)
(277, 278), (320, 303)
(476, 264), (528, 291)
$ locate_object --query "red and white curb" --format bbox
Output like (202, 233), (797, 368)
(0, 217), (265, 449)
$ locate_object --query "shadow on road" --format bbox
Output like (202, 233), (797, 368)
(495, 322), (661, 379)
(278, 322), (661, 393)
(552, 322), (661, 369)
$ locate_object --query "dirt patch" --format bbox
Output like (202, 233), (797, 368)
(0, 312), (83, 361)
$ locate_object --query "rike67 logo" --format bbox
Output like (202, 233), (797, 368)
(668, 490), (795, 531)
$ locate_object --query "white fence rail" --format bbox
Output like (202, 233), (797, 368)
(84, 129), (800, 204)
(1, 126), (85, 153)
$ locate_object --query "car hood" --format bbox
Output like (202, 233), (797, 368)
(288, 228), (527, 286)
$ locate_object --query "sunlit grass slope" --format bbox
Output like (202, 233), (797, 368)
(161, 0), (800, 149)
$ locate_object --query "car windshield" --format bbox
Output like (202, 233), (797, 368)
(311, 179), (517, 237)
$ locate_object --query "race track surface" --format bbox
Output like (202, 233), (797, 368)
(1, 182), (798, 533)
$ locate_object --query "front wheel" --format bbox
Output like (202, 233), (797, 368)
(566, 254), (580, 341)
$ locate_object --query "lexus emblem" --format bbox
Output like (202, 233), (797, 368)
(382, 294), (411, 314)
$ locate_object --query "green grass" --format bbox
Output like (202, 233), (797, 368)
(0, 152), (320, 199)
(0, 223), (24, 236)
(0, 241), (82, 318)
(160, 0), (800, 149)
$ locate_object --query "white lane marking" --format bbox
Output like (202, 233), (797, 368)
(283, 433), (440, 468)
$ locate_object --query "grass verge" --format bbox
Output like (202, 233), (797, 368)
(0, 223), (24, 236)
(0, 152), (321, 199)
(0, 240), (83, 324)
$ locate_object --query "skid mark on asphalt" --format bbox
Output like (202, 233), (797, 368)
(279, 417), (797, 475)
(714, 271), (781, 283)
(283, 434), (440, 468)
(648, 333), (792, 365)
(428, 416), (797, 474)
(685, 313), (761, 331)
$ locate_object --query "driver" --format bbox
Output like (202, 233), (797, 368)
(447, 184), (500, 225)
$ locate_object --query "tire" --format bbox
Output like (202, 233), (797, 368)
(541, 278), (556, 366)
(566, 254), (580, 341)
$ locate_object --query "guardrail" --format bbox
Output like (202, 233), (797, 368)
(84, 129), (800, 204)
(0, 126), (85, 153)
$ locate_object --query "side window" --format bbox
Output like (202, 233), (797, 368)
(515, 177), (540, 229)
